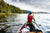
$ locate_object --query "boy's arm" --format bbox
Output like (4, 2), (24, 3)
(32, 16), (35, 23)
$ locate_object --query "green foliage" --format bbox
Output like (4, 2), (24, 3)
(0, 0), (28, 14)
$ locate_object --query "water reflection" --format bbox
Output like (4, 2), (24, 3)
(0, 14), (24, 33)
(0, 15), (8, 22)
(0, 14), (18, 33)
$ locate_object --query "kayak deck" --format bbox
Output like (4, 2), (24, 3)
(18, 23), (43, 33)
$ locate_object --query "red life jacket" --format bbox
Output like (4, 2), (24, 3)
(28, 14), (33, 23)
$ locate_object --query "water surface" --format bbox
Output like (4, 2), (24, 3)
(0, 14), (50, 33)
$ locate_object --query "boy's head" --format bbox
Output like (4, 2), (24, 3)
(29, 11), (32, 14)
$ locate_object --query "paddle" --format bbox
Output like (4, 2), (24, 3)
(34, 22), (41, 29)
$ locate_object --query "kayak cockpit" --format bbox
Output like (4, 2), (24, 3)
(18, 23), (43, 33)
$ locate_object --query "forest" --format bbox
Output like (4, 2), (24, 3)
(0, 0), (29, 14)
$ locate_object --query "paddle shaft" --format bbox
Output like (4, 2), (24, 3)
(34, 22), (40, 29)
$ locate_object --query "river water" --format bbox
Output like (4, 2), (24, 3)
(0, 14), (50, 33)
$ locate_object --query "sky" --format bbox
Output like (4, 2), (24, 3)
(4, 0), (50, 12)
